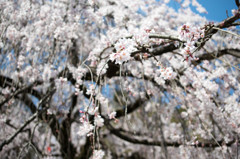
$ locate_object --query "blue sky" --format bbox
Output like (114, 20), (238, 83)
(167, 0), (238, 22)
(196, 0), (237, 22)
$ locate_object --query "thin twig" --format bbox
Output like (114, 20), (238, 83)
(149, 34), (185, 42)
(212, 27), (240, 38)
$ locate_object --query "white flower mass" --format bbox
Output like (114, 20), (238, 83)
(0, 0), (240, 158)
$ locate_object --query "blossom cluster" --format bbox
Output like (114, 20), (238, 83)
(159, 67), (177, 80)
(155, 65), (177, 85)
(68, 65), (88, 95)
(133, 29), (151, 45)
(179, 24), (205, 63)
(110, 38), (137, 65)
(78, 121), (94, 137)
(92, 149), (105, 159)
(78, 113), (105, 137)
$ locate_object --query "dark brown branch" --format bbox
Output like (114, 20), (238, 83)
(195, 49), (240, 64)
(69, 39), (79, 67)
(236, 0), (240, 7)
(76, 137), (92, 159)
(0, 88), (56, 152)
(58, 118), (77, 159)
(217, 12), (240, 29)
(0, 81), (42, 107)
(21, 93), (38, 113)
(224, 21), (240, 27)
(0, 75), (42, 99)
(149, 34), (184, 42)
(149, 14), (240, 59)
(151, 43), (179, 56)
(59, 68), (91, 98)
(0, 113), (36, 151)
(115, 97), (148, 118)
(0, 75), (43, 108)
(106, 123), (238, 148)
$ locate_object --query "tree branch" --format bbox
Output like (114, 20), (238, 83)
(0, 81), (42, 108)
(115, 97), (148, 118)
(106, 123), (238, 148)
(235, 0), (240, 7)
(149, 34), (184, 42)
(0, 88), (56, 152)
(0, 75), (43, 107)
(195, 49), (240, 64)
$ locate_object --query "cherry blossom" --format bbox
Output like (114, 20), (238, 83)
(94, 115), (104, 127)
(110, 38), (137, 65)
(0, 0), (239, 158)
(78, 122), (94, 137)
(108, 111), (116, 119)
(92, 150), (105, 159)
